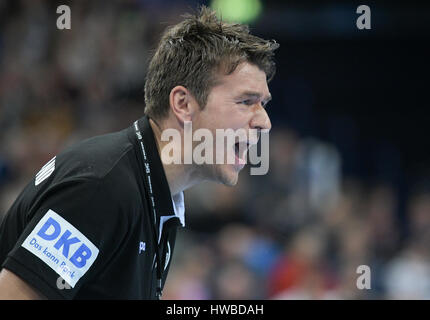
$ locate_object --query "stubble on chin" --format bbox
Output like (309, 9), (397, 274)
(192, 161), (239, 187)
(213, 164), (239, 187)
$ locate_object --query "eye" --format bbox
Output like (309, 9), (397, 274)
(239, 100), (254, 106)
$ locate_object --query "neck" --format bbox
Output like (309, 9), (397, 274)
(149, 117), (203, 196)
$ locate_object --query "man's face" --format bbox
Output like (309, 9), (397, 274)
(192, 61), (272, 186)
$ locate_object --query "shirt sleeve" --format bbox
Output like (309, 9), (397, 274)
(1, 178), (132, 299)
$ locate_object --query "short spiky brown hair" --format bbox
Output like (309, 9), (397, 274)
(144, 6), (279, 120)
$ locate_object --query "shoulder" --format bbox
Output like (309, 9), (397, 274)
(20, 127), (143, 220)
(55, 128), (136, 181)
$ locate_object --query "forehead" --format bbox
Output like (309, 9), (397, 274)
(212, 62), (270, 97)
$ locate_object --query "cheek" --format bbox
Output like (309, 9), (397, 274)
(202, 98), (247, 130)
(201, 103), (227, 124)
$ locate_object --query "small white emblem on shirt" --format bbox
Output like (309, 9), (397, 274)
(35, 156), (56, 186)
(139, 241), (146, 254)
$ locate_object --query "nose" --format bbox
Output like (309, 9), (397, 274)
(250, 104), (272, 132)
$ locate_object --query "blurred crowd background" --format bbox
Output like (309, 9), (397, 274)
(1, 0), (429, 299)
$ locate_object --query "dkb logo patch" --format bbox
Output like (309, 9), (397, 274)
(22, 209), (99, 288)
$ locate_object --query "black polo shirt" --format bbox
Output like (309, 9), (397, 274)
(0, 116), (185, 299)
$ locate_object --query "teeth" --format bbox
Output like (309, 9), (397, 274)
(233, 141), (250, 161)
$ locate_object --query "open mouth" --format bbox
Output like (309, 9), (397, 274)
(234, 141), (250, 165)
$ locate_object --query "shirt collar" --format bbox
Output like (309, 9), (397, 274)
(172, 192), (185, 227)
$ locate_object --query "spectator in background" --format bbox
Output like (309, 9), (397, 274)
(384, 187), (430, 299)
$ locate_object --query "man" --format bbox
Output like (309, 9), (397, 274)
(0, 6), (278, 299)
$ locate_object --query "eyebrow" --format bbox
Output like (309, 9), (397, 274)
(236, 91), (272, 103)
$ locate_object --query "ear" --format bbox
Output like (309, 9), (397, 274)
(169, 86), (199, 125)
